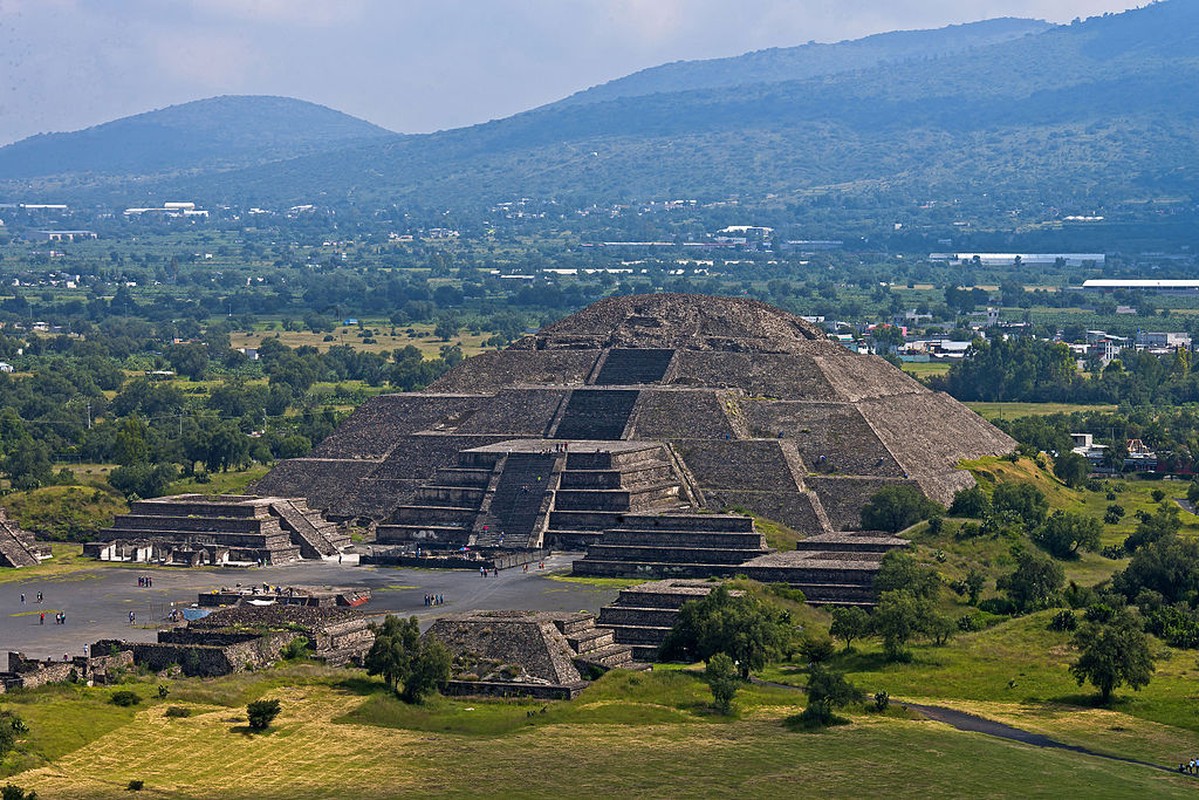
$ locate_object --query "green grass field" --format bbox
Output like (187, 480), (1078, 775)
(965, 402), (1119, 420)
(5, 666), (1195, 799)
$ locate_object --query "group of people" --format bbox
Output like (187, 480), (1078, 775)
(1180, 759), (1199, 774)
(19, 591), (44, 604)
(479, 566), (499, 577)
(38, 611), (66, 625)
(423, 593), (445, 606)
(137, 575), (154, 587)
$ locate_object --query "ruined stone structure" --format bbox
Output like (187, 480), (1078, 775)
(253, 294), (1011, 593)
(427, 610), (641, 698)
(88, 494), (349, 566)
(0, 508), (50, 568)
(0, 650), (133, 692)
(94, 604), (374, 677)
(597, 580), (735, 661)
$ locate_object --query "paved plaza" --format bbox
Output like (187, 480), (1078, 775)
(0, 554), (617, 661)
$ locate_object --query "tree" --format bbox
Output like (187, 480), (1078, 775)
(1113, 533), (1199, 605)
(1033, 511), (1102, 559)
(108, 462), (177, 499)
(705, 652), (740, 714)
(998, 549), (1064, 613)
(660, 585), (791, 679)
(873, 551), (940, 601)
(1069, 611), (1155, 704)
(1123, 503), (1181, 553)
(949, 485), (990, 518)
(872, 590), (929, 661)
(829, 606), (870, 649)
(860, 485), (942, 533)
(1053, 452), (1090, 488)
(365, 615), (451, 703)
(800, 665), (864, 726)
(991, 482), (1048, 527)
(246, 699), (281, 731)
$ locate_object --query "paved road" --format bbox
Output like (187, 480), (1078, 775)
(0, 554), (618, 661)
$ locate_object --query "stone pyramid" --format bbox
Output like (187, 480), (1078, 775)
(253, 294), (1013, 542)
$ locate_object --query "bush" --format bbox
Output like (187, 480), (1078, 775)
(705, 652), (740, 715)
(1048, 610), (1079, 631)
(126, 780), (144, 791)
(246, 699), (281, 731)
(1151, 488), (1166, 503)
(992, 482), (1049, 527)
(798, 635), (836, 664)
(280, 636), (310, 660)
(873, 691), (890, 712)
(164, 706), (191, 718)
(861, 485), (942, 533)
(110, 690), (141, 707)
(1, 784), (39, 800)
(1104, 504), (1125, 524)
(157, 684), (170, 699)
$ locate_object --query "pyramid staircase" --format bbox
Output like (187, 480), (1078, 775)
(375, 450), (501, 549)
(553, 612), (646, 672)
(571, 513), (769, 578)
(592, 348), (676, 385)
(0, 509), (47, 568)
(544, 444), (689, 550)
(268, 498), (350, 559)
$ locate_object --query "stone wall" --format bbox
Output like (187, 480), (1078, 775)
(430, 351), (599, 392)
(309, 394), (487, 459)
(628, 389), (736, 440)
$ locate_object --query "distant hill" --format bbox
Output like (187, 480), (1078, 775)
(9, 1), (1199, 239)
(0, 95), (394, 181)
(164, 0), (1197, 224)
(555, 17), (1053, 107)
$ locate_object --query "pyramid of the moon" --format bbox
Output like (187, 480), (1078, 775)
(253, 294), (1014, 547)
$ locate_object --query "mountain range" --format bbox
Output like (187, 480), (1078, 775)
(1, 1), (1196, 236)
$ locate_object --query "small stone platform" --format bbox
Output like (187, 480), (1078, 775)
(426, 609), (646, 699)
(89, 494), (349, 566)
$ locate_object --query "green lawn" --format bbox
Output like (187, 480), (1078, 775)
(7, 666), (1195, 799)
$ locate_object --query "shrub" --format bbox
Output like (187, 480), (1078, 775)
(164, 706), (191, 718)
(1, 784), (39, 800)
(1104, 504), (1125, 524)
(1049, 610), (1079, 631)
(861, 485), (942, 533)
(873, 691), (890, 712)
(798, 635), (836, 664)
(157, 684), (170, 699)
(126, 780), (144, 791)
(705, 652), (740, 715)
(246, 699), (281, 731)
(992, 482), (1049, 527)
(110, 690), (141, 707)
(1151, 489), (1166, 503)
(280, 636), (310, 660)
(957, 613), (983, 632)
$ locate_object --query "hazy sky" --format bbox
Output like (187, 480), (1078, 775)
(0, 0), (1145, 145)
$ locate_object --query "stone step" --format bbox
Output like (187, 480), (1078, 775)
(584, 543), (767, 565)
(414, 486), (487, 505)
(568, 628), (616, 653)
(597, 606), (681, 627)
(578, 642), (635, 668)
(599, 530), (766, 548)
(375, 524), (473, 546)
(609, 514), (755, 533)
(548, 510), (626, 531)
(604, 623), (675, 646)
(391, 505), (480, 526)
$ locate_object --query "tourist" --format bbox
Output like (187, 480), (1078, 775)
(36, 591), (42, 603)
(129, 611), (136, 625)
(39, 612), (44, 625)
(20, 592), (25, 604)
